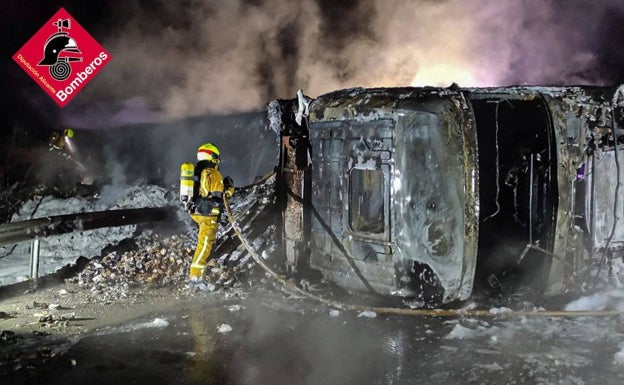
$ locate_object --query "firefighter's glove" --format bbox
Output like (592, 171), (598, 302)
(223, 176), (235, 199)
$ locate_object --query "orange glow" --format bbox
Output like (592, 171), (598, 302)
(411, 63), (476, 87)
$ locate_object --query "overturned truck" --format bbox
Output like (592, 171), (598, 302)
(271, 85), (624, 305)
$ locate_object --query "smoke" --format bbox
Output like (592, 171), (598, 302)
(466, 0), (624, 86)
(70, 0), (624, 120)
(60, 96), (164, 129)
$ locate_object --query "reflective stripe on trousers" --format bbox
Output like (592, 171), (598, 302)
(189, 214), (219, 279)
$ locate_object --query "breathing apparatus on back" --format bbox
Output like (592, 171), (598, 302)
(179, 142), (222, 212)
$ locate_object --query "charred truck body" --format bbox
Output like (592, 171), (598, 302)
(271, 85), (624, 306)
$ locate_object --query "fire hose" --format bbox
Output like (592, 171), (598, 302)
(223, 195), (619, 318)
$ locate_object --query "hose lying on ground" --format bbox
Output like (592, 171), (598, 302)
(223, 195), (619, 318)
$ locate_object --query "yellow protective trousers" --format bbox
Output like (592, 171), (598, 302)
(189, 214), (219, 279)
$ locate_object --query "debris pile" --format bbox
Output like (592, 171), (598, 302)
(63, 179), (279, 300)
(68, 234), (194, 299)
(1, 183), (176, 286)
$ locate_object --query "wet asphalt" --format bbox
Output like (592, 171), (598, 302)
(2, 286), (624, 385)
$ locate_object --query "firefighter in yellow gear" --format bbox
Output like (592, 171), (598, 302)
(188, 143), (234, 280)
(49, 128), (74, 152)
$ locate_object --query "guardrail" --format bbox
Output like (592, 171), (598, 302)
(0, 207), (176, 289)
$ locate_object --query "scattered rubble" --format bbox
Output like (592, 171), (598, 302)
(62, 180), (279, 302)
(0, 327), (74, 376)
(65, 225), (275, 302)
(67, 234), (194, 300)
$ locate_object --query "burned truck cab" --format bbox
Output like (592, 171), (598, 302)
(309, 89), (478, 302)
(293, 87), (479, 305)
(276, 85), (624, 306)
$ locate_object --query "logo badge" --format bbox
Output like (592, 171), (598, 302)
(12, 8), (111, 107)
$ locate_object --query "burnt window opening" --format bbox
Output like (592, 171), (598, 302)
(472, 98), (558, 292)
(349, 168), (385, 234)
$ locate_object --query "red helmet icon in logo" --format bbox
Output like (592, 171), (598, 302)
(38, 18), (83, 81)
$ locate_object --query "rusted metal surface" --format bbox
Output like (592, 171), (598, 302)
(282, 136), (307, 273)
(271, 97), (311, 274)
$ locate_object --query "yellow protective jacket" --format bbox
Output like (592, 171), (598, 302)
(193, 162), (234, 216)
(188, 162), (233, 279)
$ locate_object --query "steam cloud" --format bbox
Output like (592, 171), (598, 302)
(74, 0), (624, 120)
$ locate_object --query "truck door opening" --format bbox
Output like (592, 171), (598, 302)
(471, 98), (558, 293)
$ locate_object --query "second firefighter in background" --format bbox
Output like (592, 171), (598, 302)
(182, 143), (234, 281)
